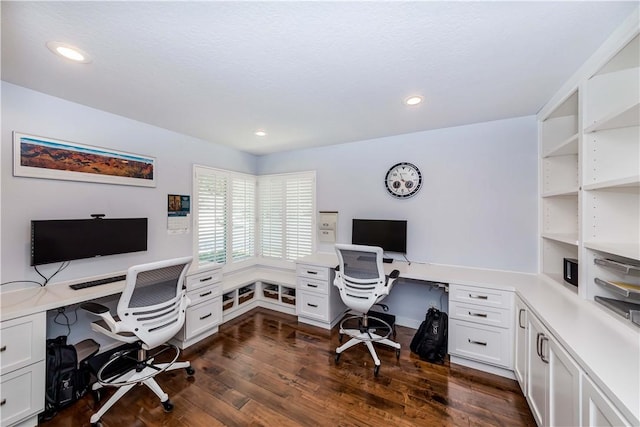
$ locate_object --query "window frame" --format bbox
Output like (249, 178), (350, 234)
(193, 165), (257, 270)
(193, 166), (316, 272)
(257, 171), (317, 266)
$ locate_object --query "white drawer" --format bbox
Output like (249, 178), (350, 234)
(187, 283), (221, 306)
(449, 284), (513, 310)
(448, 319), (513, 368)
(185, 268), (222, 291)
(449, 301), (512, 328)
(296, 264), (329, 281)
(0, 361), (45, 427)
(0, 312), (46, 374)
(185, 297), (222, 339)
(297, 276), (329, 294)
(297, 291), (329, 321)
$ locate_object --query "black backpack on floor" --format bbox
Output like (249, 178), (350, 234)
(40, 336), (92, 421)
(410, 307), (448, 364)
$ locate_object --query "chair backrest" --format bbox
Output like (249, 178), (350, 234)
(117, 256), (192, 349)
(334, 244), (389, 313)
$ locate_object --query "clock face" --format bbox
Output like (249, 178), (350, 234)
(385, 162), (422, 198)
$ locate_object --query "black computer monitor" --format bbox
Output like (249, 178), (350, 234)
(351, 219), (407, 253)
(31, 218), (148, 265)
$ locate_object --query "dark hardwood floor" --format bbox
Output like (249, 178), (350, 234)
(41, 308), (536, 426)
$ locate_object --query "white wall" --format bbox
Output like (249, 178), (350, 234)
(1, 82), (258, 287)
(258, 115), (539, 273)
(259, 116), (538, 326)
(2, 82), (538, 329)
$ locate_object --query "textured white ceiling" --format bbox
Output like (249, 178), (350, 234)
(1, 2), (637, 155)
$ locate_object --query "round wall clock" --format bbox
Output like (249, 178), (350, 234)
(385, 162), (422, 198)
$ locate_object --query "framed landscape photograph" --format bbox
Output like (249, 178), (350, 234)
(13, 132), (156, 187)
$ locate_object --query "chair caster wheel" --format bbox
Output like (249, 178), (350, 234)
(338, 333), (343, 343)
(162, 399), (174, 412)
(92, 390), (102, 404)
(186, 366), (195, 376)
(374, 365), (380, 377)
(91, 421), (102, 427)
(396, 349), (401, 360)
(335, 352), (341, 363)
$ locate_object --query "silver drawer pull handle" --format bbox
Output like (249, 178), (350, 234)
(0, 345), (6, 352)
(469, 294), (488, 300)
(468, 312), (487, 318)
(307, 303), (318, 308)
(199, 276), (213, 282)
(468, 339), (487, 346)
(307, 284), (318, 288)
(307, 271), (318, 275)
(540, 336), (550, 364)
(200, 313), (212, 320)
(199, 291), (213, 297)
(0, 398), (6, 406)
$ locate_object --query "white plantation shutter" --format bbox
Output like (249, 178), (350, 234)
(285, 176), (314, 260)
(259, 171), (315, 261)
(258, 178), (284, 258)
(194, 166), (313, 266)
(231, 176), (256, 262)
(195, 167), (227, 264)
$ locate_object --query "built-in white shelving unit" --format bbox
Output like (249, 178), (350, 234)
(539, 22), (640, 323)
(582, 32), (640, 304)
(540, 90), (580, 288)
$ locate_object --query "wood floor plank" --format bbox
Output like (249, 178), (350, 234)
(41, 308), (535, 426)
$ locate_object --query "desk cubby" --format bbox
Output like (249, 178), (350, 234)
(238, 285), (256, 305)
(222, 292), (235, 311)
(222, 283), (256, 313)
(259, 282), (297, 315)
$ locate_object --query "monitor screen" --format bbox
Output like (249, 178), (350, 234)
(31, 218), (148, 266)
(351, 219), (407, 253)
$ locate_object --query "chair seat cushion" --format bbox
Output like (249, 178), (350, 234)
(367, 310), (396, 329)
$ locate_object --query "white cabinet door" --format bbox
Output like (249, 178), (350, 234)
(582, 374), (632, 427)
(548, 336), (581, 426)
(514, 296), (527, 394)
(527, 313), (548, 426)
(527, 309), (582, 427)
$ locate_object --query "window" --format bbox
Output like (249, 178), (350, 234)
(231, 176), (255, 262)
(194, 166), (255, 266)
(194, 166), (314, 267)
(258, 171), (315, 261)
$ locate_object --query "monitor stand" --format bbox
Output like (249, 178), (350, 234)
(383, 258), (393, 264)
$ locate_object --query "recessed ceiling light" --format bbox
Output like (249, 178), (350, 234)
(255, 130), (267, 137)
(404, 95), (423, 106)
(46, 41), (92, 64)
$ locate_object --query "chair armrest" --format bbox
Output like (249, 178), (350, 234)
(386, 270), (400, 289)
(81, 302), (110, 314)
(80, 302), (119, 332)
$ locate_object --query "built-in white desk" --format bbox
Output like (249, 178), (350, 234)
(1, 276), (127, 322)
(1, 256), (638, 426)
(297, 252), (640, 427)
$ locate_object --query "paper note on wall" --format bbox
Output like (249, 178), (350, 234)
(168, 194), (190, 234)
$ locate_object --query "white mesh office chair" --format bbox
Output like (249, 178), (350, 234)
(81, 257), (193, 427)
(333, 244), (401, 376)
